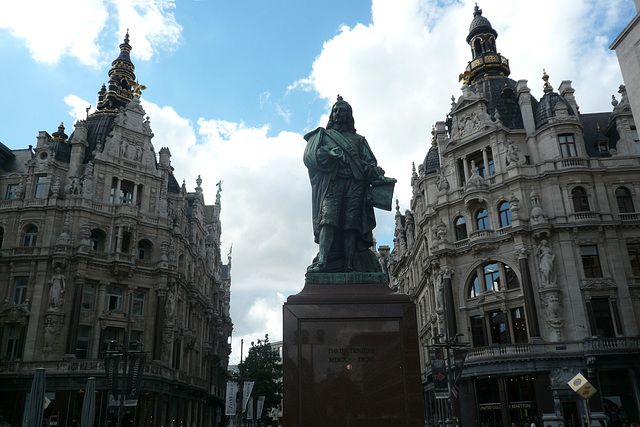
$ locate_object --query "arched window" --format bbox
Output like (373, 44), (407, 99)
(137, 240), (152, 260)
(571, 187), (590, 212)
(616, 187), (635, 213)
(469, 272), (480, 298)
(467, 261), (520, 299)
(454, 216), (468, 241)
(483, 263), (500, 291)
(476, 209), (489, 230)
(23, 226), (38, 247)
(498, 201), (512, 227)
(90, 229), (106, 251)
(473, 38), (482, 57)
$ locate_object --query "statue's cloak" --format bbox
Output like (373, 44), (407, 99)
(303, 127), (377, 252)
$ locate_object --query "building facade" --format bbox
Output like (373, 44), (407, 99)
(391, 6), (640, 427)
(611, 0), (640, 133)
(0, 35), (233, 426)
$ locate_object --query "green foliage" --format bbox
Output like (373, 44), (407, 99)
(239, 334), (283, 417)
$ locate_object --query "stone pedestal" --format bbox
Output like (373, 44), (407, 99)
(283, 275), (425, 426)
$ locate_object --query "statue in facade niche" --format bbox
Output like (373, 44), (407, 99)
(435, 168), (450, 192)
(537, 240), (555, 286)
(466, 160), (488, 189)
(304, 95), (396, 273)
(48, 267), (66, 310)
(505, 138), (526, 166)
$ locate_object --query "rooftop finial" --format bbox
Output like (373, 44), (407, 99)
(124, 29), (130, 45)
(542, 69), (554, 93)
(474, 3), (482, 17)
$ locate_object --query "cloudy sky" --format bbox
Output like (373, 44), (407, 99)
(0, 0), (634, 363)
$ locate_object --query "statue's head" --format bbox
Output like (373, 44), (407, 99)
(327, 95), (356, 132)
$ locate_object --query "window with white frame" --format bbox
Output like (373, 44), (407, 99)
(106, 286), (124, 311)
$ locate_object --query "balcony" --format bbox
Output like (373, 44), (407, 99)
(619, 213), (640, 221)
(558, 157), (587, 168)
(464, 337), (640, 364)
(569, 211), (600, 222)
(466, 343), (531, 361)
(469, 229), (495, 241)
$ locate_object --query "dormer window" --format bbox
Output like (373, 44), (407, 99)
(33, 175), (48, 198)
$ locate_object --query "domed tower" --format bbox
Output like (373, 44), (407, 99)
(96, 31), (136, 114)
(463, 4), (510, 85)
(459, 5), (523, 130)
(78, 32), (139, 163)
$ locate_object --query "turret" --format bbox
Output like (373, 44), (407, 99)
(462, 5), (511, 86)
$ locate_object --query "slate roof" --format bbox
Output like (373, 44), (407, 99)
(534, 92), (576, 129)
(581, 112), (618, 157)
(424, 144), (440, 176)
(472, 77), (524, 130)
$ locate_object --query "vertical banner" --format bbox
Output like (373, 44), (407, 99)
(225, 382), (238, 416)
(104, 353), (121, 396)
(256, 396), (266, 419)
(428, 347), (448, 399)
(451, 348), (467, 386)
(247, 396), (254, 420)
(242, 381), (255, 412)
(125, 353), (147, 405)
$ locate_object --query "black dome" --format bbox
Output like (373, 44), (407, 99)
(534, 92), (575, 129)
(424, 144), (440, 175)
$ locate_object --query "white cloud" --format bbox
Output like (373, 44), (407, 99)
(292, 0), (631, 223)
(64, 95), (95, 123)
(58, 0), (635, 368)
(139, 99), (316, 364)
(0, 0), (181, 66)
(229, 293), (287, 364)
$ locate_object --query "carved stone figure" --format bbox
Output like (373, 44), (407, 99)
(43, 316), (58, 348)
(303, 95), (395, 273)
(537, 240), (555, 286)
(466, 160), (488, 190)
(435, 168), (450, 193)
(529, 187), (547, 223)
(436, 219), (447, 242)
(505, 138), (526, 166)
(541, 291), (563, 341)
(50, 176), (60, 197)
(509, 194), (521, 219)
(435, 272), (444, 310)
(166, 288), (177, 322)
(48, 267), (66, 310)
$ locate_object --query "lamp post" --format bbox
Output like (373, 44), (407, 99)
(104, 290), (147, 427)
(427, 333), (467, 427)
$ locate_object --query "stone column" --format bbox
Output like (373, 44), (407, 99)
(154, 287), (167, 360)
(65, 274), (85, 355)
(516, 247), (541, 338)
(462, 156), (470, 180)
(482, 148), (490, 176)
(132, 183), (138, 205)
(442, 266), (457, 338)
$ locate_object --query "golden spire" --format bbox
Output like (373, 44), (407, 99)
(542, 69), (554, 93)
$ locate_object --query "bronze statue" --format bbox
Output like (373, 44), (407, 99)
(304, 96), (395, 273)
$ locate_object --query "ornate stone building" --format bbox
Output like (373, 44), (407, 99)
(391, 6), (640, 427)
(0, 35), (233, 426)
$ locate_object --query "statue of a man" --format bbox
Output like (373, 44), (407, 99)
(304, 96), (395, 273)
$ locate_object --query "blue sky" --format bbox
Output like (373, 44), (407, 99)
(0, 0), (634, 363)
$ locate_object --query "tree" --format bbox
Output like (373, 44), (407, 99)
(239, 334), (283, 419)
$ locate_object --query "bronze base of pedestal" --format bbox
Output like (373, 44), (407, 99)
(283, 280), (425, 427)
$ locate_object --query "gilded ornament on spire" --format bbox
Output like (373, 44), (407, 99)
(542, 69), (554, 93)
